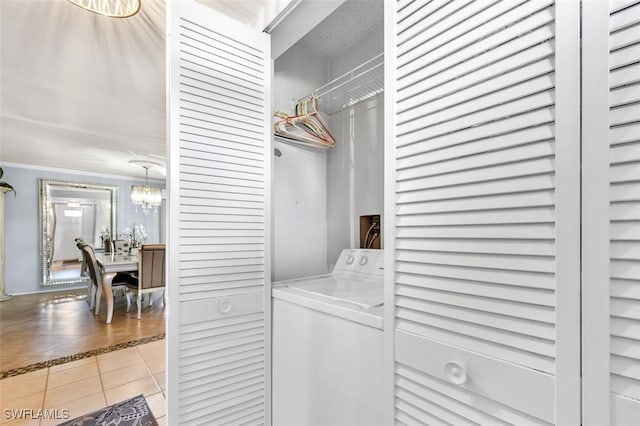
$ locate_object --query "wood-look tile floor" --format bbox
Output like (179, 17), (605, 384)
(0, 341), (166, 425)
(0, 288), (166, 373)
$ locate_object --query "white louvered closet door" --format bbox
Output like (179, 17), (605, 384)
(385, 1), (581, 424)
(167, 1), (271, 425)
(583, 1), (640, 424)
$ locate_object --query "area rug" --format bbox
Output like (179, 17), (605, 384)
(57, 394), (158, 426)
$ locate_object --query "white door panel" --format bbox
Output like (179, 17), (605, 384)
(609, 0), (640, 418)
(583, 0), (640, 424)
(386, 1), (581, 424)
(167, 1), (271, 424)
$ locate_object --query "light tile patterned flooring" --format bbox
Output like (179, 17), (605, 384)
(0, 340), (166, 426)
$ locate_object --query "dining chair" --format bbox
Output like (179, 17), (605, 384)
(75, 240), (92, 307)
(80, 244), (129, 313)
(125, 243), (166, 319)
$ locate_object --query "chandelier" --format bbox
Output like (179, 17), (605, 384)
(131, 164), (161, 215)
(67, 0), (141, 18)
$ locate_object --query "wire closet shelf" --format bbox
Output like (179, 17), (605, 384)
(274, 53), (384, 149)
(303, 52), (384, 116)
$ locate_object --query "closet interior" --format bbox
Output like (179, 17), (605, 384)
(270, 1), (385, 424)
(272, 0), (384, 281)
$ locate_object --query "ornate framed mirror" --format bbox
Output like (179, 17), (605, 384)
(39, 179), (117, 287)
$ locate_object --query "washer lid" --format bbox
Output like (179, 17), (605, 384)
(282, 275), (383, 309)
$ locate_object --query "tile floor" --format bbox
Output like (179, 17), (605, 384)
(0, 340), (166, 426)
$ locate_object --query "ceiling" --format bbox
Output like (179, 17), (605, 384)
(297, 0), (383, 57)
(0, 0), (166, 179)
(197, 0), (295, 31)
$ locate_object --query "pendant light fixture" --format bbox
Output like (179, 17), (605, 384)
(67, 0), (141, 18)
(130, 161), (162, 215)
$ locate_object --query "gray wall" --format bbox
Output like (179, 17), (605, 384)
(327, 94), (384, 268)
(273, 42), (330, 281)
(1, 165), (165, 295)
(326, 24), (384, 268)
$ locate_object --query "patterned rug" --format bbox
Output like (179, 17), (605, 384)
(57, 394), (158, 426)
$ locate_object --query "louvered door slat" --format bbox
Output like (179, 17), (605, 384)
(180, 110), (263, 139)
(397, 283), (554, 321)
(180, 197), (263, 211)
(397, 297), (554, 341)
(179, 27), (263, 68)
(396, 262), (555, 289)
(397, 249), (555, 273)
(397, 141), (554, 179)
(398, 162), (555, 197)
(390, 0), (580, 423)
(208, 400), (264, 425)
(398, 20), (554, 92)
(396, 0), (421, 22)
(396, 223), (555, 240)
(179, 65), (263, 102)
(395, 402), (449, 426)
(399, 41), (554, 123)
(610, 123), (640, 147)
(400, 2), (553, 79)
(396, 387), (477, 426)
(612, 336), (640, 360)
(399, 124), (553, 169)
(180, 189), (263, 204)
(611, 4), (640, 31)
(180, 133), (264, 156)
(612, 280), (640, 300)
(180, 90), (262, 123)
(397, 272), (555, 306)
(611, 163), (640, 184)
(181, 148), (263, 169)
(178, 42), (262, 84)
(399, 73), (554, 136)
(608, 2), (640, 421)
(168, 2), (270, 424)
(398, 0), (473, 45)
(611, 25), (640, 52)
(398, 0), (507, 60)
(400, 92), (554, 147)
(397, 192), (555, 217)
(610, 86), (640, 109)
(180, 58), (263, 94)
(397, 110), (555, 157)
(611, 0), (640, 12)
(181, 141), (263, 161)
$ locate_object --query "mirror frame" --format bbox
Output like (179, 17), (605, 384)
(39, 179), (118, 287)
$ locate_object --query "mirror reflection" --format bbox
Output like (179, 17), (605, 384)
(40, 179), (117, 286)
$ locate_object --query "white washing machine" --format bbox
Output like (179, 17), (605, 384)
(272, 249), (384, 426)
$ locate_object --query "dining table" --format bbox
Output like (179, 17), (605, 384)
(95, 252), (138, 324)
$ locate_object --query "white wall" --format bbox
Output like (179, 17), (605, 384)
(326, 24), (384, 268)
(1, 164), (165, 294)
(273, 43), (330, 281)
